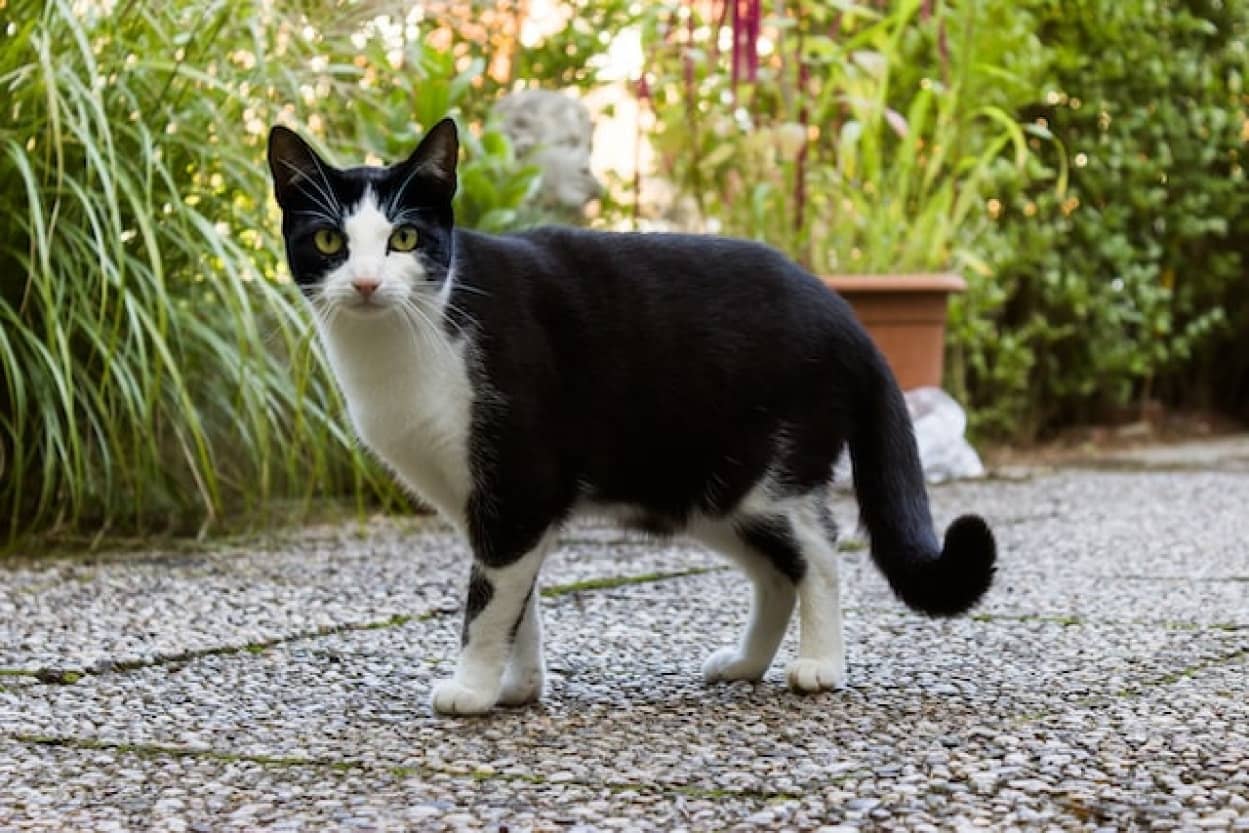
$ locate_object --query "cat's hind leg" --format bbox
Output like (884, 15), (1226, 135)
(784, 495), (846, 692)
(691, 518), (799, 683)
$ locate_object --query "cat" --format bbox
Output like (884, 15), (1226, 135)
(267, 118), (996, 716)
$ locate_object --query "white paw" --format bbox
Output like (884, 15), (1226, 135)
(430, 678), (497, 715)
(497, 665), (545, 706)
(785, 657), (846, 692)
(702, 647), (769, 683)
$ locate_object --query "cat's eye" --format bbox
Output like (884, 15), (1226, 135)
(313, 229), (344, 255)
(388, 226), (419, 252)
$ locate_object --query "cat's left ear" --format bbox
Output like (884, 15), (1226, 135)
(400, 117), (459, 200)
(268, 125), (334, 209)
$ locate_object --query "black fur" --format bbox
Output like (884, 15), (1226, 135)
(454, 225), (855, 546)
(846, 372), (997, 615)
(816, 498), (839, 545)
(268, 119), (996, 619)
(449, 227), (993, 613)
(735, 516), (807, 583)
(462, 566), (493, 645)
(509, 583), (535, 642)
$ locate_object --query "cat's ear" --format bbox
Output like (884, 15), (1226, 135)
(400, 117), (459, 200)
(267, 126), (333, 209)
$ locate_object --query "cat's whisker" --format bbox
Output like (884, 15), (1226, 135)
(292, 182), (338, 218)
(294, 208), (341, 227)
(449, 282), (492, 300)
(278, 158), (341, 221)
(391, 208), (421, 225)
(307, 293), (345, 334)
(307, 154), (343, 219)
(438, 299), (476, 337)
(420, 300), (460, 362)
(386, 164), (425, 217)
(399, 306), (453, 371)
(395, 300), (435, 358)
(400, 297), (458, 364)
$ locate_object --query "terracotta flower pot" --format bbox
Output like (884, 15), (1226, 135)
(821, 273), (966, 390)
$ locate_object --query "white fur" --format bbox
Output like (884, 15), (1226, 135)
(313, 191), (475, 525)
(694, 517), (796, 683)
(309, 190), (553, 716)
(498, 586), (546, 705)
(578, 472), (846, 692)
(689, 476), (846, 691)
(786, 496), (846, 691)
(433, 538), (552, 715)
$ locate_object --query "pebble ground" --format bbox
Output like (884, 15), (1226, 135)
(1, 439), (1247, 831)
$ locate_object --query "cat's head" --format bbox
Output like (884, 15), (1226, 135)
(266, 118), (459, 318)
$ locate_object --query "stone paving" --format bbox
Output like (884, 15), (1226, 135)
(1, 439), (1247, 831)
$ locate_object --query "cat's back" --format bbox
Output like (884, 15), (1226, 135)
(503, 226), (824, 292)
(452, 225), (871, 399)
(456, 226), (851, 330)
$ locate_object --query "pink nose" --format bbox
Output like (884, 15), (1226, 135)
(352, 278), (379, 299)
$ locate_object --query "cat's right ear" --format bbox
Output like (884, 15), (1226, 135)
(267, 126), (331, 209)
(400, 118), (459, 201)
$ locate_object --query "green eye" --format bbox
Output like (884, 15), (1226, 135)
(388, 226), (419, 252)
(313, 228), (344, 255)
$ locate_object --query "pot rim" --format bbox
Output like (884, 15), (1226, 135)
(821, 273), (967, 293)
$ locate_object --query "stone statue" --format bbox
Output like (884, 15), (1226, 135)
(493, 90), (602, 215)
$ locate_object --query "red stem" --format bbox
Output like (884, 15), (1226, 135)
(795, 22), (809, 237)
(746, 0), (759, 83)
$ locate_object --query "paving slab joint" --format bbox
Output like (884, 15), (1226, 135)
(10, 567), (729, 688)
(19, 611), (440, 687)
(11, 732), (822, 803)
(540, 566), (725, 597)
(11, 733), (354, 772)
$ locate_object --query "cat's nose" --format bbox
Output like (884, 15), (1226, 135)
(352, 278), (379, 299)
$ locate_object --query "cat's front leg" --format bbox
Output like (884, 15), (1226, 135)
(433, 544), (549, 715)
(497, 584), (545, 705)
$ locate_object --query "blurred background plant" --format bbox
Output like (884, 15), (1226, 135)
(2, 0), (1247, 545)
(639, 0), (1053, 275)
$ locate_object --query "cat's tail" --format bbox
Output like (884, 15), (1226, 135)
(846, 353), (996, 616)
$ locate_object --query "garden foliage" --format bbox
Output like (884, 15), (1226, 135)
(0, 0), (539, 541)
(2, 0), (1246, 542)
(640, 0), (1042, 275)
(640, 0), (1249, 438)
(953, 0), (1249, 436)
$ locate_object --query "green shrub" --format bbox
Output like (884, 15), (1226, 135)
(0, 0), (538, 543)
(951, 0), (1249, 437)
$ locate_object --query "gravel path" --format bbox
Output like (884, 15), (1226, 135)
(2, 438), (1247, 831)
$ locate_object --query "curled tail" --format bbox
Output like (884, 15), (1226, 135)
(847, 354), (996, 616)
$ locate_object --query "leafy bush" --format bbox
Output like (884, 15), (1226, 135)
(0, 0), (538, 542)
(950, 0), (1249, 437)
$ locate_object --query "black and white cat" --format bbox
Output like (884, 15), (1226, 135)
(267, 118), (996, 715)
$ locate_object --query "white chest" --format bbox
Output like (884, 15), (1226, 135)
(320, 315), (475, 525)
